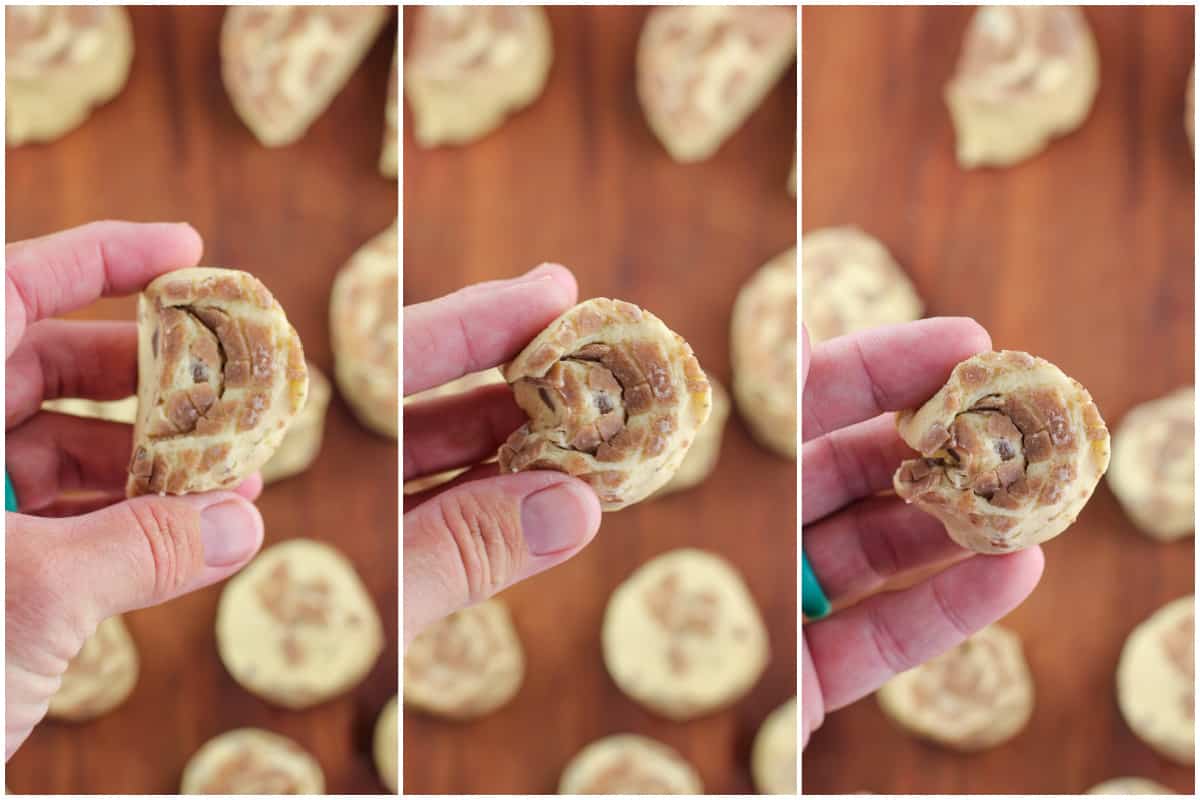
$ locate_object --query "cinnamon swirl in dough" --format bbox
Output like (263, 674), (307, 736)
(731, 248), (797, 459)
(127, 269), (308, 496)
(6, 6), (133, 145)
(404, 598), (524, 719)
(1089, 778), (1177, 795)
(181, 729), (324, 794)
(1107, 387), (1194, 541)
(801, 227), (923, 344)
(381, 45), (398, 176)
(373, 696), (398, 793)
(1117, 596), (1194, 766)
(946, 6), (1099, 168)
(221, 6), (388, 146)
(752, 697), (797, 795)
(638, 6), (797, 162)
(498, 298), (711, 511)
(47, 615), (138, 722)
(893, 351), (1110, 554)
(654, 373), (729, 497)
(877, 625), (1034, 750)
(405, 6), (552, 146)
(558, 734), (703, 795)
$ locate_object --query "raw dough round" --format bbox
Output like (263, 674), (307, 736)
(602, 548), (768, 720)
(405, 6), (552, 146)
(47, 615), (138, 722)
(945, 6), (1099, 168)
(877, 625), (1034, 751)
(558, 734), (702, 794)
(752, 696), (796, 794)
(893, 350), (1110, 554)
(332, 222), (398, 438)
(180, 728), (324, 794)
(374, 695), (398, 793)
(381, 46), (398, 176)
(404, 598), (524, 719)
(6, 6), (133, 145)
(654, 373), (729, 497)
(1117, 595), (1194, 765)
(259, 362), (331, 485)
(1107, 387), (1194, 541)
(216, 538), (383, 709)
(127, 268), (308, 496)
(1088, 778), (1176, 794)
(801, 226), (923, 344)
(731, 248), (797, 459)
(498, 298), (711, 511)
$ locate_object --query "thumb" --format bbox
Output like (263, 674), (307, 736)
(403, 471), (602, 645)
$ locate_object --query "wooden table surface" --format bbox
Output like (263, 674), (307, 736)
(801, 6), (1194, 795)
(5, 7), (399, 794)
(402, 5), (797, 795)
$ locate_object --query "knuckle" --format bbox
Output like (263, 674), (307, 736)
(122, 500), (201, 601)
(435, 489), (524, 602)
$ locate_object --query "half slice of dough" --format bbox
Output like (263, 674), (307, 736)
(558, 734), (703, 794)
(221, 6), (388, 146)
(128, 269), (308, 496)
(47, 615), (138, 722)
(181, 728), (324, 794)
(1117, 595), (1194, 766)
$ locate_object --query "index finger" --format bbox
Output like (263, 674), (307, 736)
(6, 221), (203, 358)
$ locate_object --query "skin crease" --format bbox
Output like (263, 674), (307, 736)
(801, 319), (1045, 751)
(6, 221), (267, 760)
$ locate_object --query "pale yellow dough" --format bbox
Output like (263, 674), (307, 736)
(181, 728), (324, 794)
(47, 615), (138, 722)
(381, 44), (398, 176)
(374, 696), (398, 793)
(558, 734), (703, 794)
(1089, 778), (1177, 795)
(752, 696), (797, 794)
(1117, 595), (1194, 766)
(259, 362), (331, 484)
(403, 368), (506, 494)
(654, 373), (730, 497)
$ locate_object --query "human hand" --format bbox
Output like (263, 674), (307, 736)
(800, 318), (1045, 749)
(5, 222), (265, 759)
(403, 265), (603, 647)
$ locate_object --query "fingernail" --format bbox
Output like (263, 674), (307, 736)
(521, 481), (596, 557)
(199, 499), (261, 567)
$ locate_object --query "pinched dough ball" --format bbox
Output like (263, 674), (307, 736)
(404, 598), (524, 719)
(181, 728), (324, 794)
(946, 6), (1099, 168)
(47, 615), (138, 722)
(127, 268), (308, 496)
(6, 6), (133, 145)
(373, 696), (398, 793)
(1088, 778), (1177, 795)
(877, 625), (1034, 751)
(801, 227), (923, 344)
(602, 548), (768, 720)
(498, 298), (711, 511)
(216, 538), (383, 709)
(558, 734), (703, 795)
(752, 697), (797, 795)
(731, 248), (797, 459)
(1117, 596), (1194, 766)
(637, 6), (796, 163)
(894, 350), (1109, 554)
(1107, 387), (1194, 541)
(221, 6), (388, 146)
(654, 373), (730, 497)
(405, 6), (552, 146)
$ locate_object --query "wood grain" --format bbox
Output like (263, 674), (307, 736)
(402, 5), (797, 794)
(5, 7), (398, 794)
(801, 6), (1194, 795)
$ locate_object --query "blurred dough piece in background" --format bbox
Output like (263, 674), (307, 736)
(654, 373), (730, 497)
(180, 728), (324, 794)
(752, 696), (797, 794)
(557, 734), (703, 794)
(46, 615), (139, 722)
(381, 45), (398, 176)
(1088, 777), (1178, 794)
(373, 696), (398, 793)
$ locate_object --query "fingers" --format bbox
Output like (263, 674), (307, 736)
(6, 413), (133, 511)
(403, 264), (578, 395)
(801, 413), (911, 523)
(6, 221), (203, 358)
(403, 383), (525, 480)
(805, 546), (1044, 713)
(403, 471), (602, 646)
(802, 318), (992, 442)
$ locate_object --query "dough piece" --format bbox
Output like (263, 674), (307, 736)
(893, 351), (1110, 554)
(654, 373), (729, 497)
(404, 598), (524, 719)
(180, 728), (324, 794)
(405, 6), (552, 146)
(752, 697), (796, 794)
(558, 734), (703, 794)
(945, 6), (1099, 168)
(6, 6), (133, 145)
(1089, 778), (1176, 794)
(380, 45), (398, 176)
(373, 696), (398, 793)
(42, 396), (137, 423)
(877, 625), (1034, 750)
(260, 362), (331, 484)
(221, 6), (388, 146)
(47, 615), (138, 722)
(801, 227), (923, 344)
(637, 6), (797, 163)
(127, 269), (308, 496)
(731, 248), (797, 459)
(498, 298), (711, 511)
(1117, 595), (1194, 765)
(602, 548), (768, 720)
(216, 538), (383, 709)
(331, 223), (398, 438)
(1107, 387), (1194, 541)
(403, 368), (506, 494)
